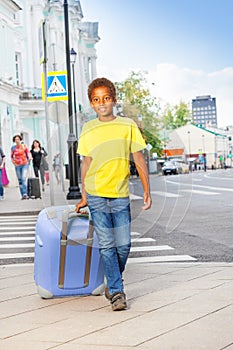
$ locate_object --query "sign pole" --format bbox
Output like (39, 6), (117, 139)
(42, 20), (54, 205)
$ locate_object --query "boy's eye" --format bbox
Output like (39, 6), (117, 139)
(104, 96), (112, 102)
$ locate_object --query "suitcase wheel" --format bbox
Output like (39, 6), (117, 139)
(37, 285), (54, 299)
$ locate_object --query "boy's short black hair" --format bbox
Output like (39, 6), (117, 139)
(88, 77), (117, 102)
(13, 134), (22, 142)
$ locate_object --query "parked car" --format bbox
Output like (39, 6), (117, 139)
(162, 161), (180, 175)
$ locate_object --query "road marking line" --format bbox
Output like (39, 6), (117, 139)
(166, 180), (233, 192)
(0, 231), (35, 236)
(0, 253), (34, 259)
(0, 226), (36, 231)
(130, 194), (143, 200)
(0, 263), (34, 267)
(0, 222), (36, 226)
(131, 238), (155, 243)
(128, 255), (197, 263)
(151, 191), (181, 198)
(0, 243), (34, 249)
(0, 237), (35, 242)
(180, 189), (220, 195)
(131, 232), (141, 237)
(130, 245), (174, 252)
(0, 216), (38, 220)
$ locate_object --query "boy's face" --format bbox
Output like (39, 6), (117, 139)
(90, 86), (116, 120)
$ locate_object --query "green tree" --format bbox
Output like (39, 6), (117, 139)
(115, 71), (162, 155)
(161, 101), (191, 130)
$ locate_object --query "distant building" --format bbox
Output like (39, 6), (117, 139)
(165, 123), (230, 169)
(192, 95), (217, 128)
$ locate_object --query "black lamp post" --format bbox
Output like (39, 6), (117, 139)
(63, 0), (81, 199)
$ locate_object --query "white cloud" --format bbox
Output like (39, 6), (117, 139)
(97, 62), (233, 128)
(148, 64), (233, 128)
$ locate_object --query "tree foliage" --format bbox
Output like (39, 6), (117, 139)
(161, 101), (191, 130)
(115, 71), (162, 155)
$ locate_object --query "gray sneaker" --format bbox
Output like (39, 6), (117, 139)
(111, 292), (127, 311)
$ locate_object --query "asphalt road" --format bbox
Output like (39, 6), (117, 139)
(1, 168), (233, 265)
(130, 168), (233, 262)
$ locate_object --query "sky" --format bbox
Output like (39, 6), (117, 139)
(81, 0), (233, 128)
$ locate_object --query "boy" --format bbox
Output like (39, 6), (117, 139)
(75, 77), (152, 311)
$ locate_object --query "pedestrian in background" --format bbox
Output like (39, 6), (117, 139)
(11, 135), (30, 200)
(53, 153), (61, 184)
(0, 145), (6, 200)
(30, 140), (48, 191)
(75, 77), (152, 311)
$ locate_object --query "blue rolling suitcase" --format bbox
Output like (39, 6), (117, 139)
(34, 205), (105, 298)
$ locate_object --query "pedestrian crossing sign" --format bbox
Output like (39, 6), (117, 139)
(43, 71), (68, 101)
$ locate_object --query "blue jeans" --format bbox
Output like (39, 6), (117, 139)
(0, 169), (3, 196)
(87, 194), (131, 296)
(15, 164), (28, 197)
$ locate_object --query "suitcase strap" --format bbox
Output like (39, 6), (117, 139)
(58, 215), (94, 289)
(58, 220), (68, 288)
(84, 220), (94, 287)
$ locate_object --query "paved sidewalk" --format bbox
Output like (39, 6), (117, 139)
(1, 177), (233, 349)
(1, 262), (233, 350)
(0, 179), (78, 214)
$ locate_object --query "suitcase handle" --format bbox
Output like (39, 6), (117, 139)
(62, 206), (90, 223)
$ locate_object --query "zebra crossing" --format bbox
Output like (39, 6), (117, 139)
(129, 232), (196, 263)
(0, 214), (36, 264)
(0, 214), (196, 266)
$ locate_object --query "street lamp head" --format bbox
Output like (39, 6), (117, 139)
(70, 48), (77, 64)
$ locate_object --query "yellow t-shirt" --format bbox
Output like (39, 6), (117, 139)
(77, 117), (146, 198)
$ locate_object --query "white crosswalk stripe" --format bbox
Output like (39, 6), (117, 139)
(0, 236), (35, 242)
(0, 215), (197, 266)
(180, 189), (220, 195)
(151, 191), (181, 198)
(131, 238), (155, 243)
(130, 245), (174, 252)
(128, 255), (197, 264)
(0, 214), (37, 265)
(0, 252), (34, 260)
(0, 231), (35, 236)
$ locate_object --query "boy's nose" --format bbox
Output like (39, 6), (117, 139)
(99, 98), (106, 105)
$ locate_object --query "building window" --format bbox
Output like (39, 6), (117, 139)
(15, 52), (22, 86)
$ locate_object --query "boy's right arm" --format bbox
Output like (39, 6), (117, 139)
(133, 151), (152, 210)
(75, 156), (92, 212)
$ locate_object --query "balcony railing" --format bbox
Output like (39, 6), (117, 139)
(19, 88), (42, 100)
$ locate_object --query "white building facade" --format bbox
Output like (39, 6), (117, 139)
(0, 0), (99, 185)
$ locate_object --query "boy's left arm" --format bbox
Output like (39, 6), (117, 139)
(133, 151), (152, 210)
